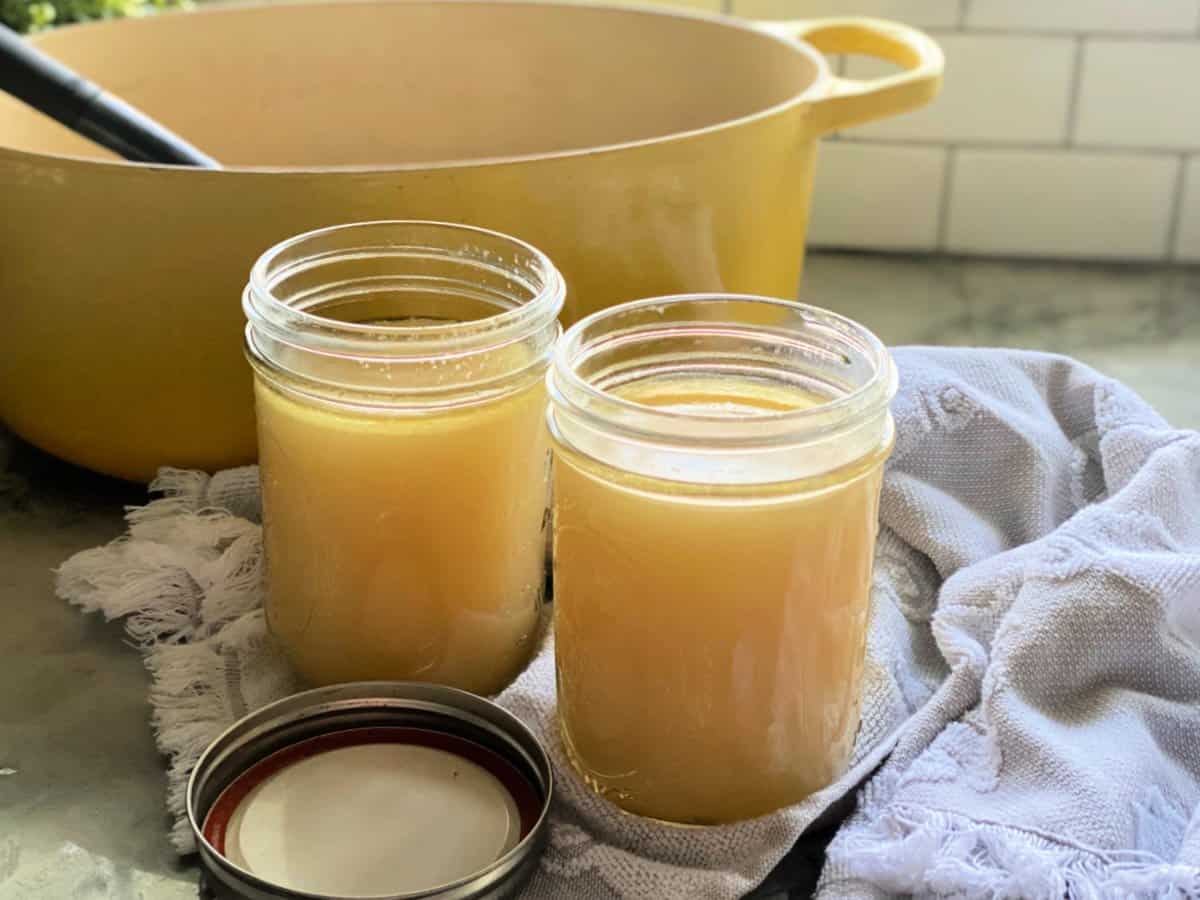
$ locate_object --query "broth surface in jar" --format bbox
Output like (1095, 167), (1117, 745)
(246, 222), (563, 695)
(548, 296), (895, 824)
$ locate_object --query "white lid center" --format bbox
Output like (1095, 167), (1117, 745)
(224, 742), (522, 897)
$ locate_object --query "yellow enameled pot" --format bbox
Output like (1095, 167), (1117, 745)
(0, 1), (941, 480)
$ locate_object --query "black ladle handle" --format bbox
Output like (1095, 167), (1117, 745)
(0, 24), (219, 168)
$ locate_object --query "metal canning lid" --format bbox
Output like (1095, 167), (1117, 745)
(188, 682), (553, 900)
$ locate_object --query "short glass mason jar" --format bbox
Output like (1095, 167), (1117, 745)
(546, 294), (896, 824)
(244, 221), (564, 695)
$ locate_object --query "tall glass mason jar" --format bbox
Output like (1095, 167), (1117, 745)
(547, 295), (896, 824)
(244, 221), (564, 695)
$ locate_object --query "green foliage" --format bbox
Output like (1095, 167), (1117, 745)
(1, 0), (189, 34)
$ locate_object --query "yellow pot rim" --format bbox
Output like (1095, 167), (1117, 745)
(13, 0), (836, 175)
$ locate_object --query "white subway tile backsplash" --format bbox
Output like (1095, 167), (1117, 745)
(1173, 157), (1200, 261)
(730, 0), (959, 28)
(1076, 42), (1200, 149)
(735, 1), (1200, 260)
(966, 0), (1200, 35)
(946, 150), (1177, 258)
(807, 141), (946, 250)
(844, 35), (1076, 143)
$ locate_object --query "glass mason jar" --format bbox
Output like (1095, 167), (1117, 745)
(244, 221), (564, 695)
(547, 295), (896, 824)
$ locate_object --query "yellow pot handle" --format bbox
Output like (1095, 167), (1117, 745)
(762, 17), (944, 134)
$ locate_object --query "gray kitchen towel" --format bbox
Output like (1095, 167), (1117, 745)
(56, 348), (1200, 899)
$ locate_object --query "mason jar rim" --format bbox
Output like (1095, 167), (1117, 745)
(547, 294), (897, 453)
(244, 220), (566, 362)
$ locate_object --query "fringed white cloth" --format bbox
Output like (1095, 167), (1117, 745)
(57, 350), (1200, 899)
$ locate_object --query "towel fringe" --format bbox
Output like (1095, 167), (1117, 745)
(830, 805), (1200, 900)
(55, 476), (270, 854)
(146, 638), (231, 853)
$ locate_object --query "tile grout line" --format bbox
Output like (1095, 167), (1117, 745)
(957, 0), (969, 31)
(836, 137), (1190, 159)
(924, 26), (1200, 41)
(1164, 154), (1190, 262)
(935, 146), (958, 252)
(1063, 35), (1086, 147)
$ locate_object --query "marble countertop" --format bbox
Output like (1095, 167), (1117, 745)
(803, 253), (1200, 431)
(1, 252), (1196, 899)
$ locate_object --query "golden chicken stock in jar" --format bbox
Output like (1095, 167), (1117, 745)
(244, 221), (564, 695)
(546, 295), (896, 824)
